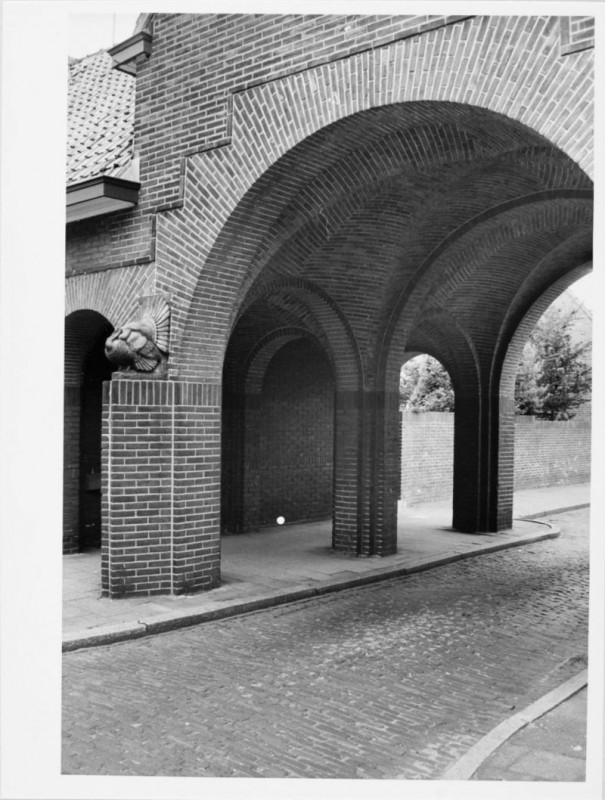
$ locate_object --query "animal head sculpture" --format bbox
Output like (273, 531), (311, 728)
(105, 295), (170, 373)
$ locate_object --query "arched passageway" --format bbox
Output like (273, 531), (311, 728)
(97, 101), (592, 596)
(185, 100), (592, 572)
(398, 353), (455, 511)
(64, 311), (113, 552)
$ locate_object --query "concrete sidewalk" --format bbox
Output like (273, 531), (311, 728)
(472, 681), (588, 782)
(63, 482), (590, 651)
(442, 666), (589, 782)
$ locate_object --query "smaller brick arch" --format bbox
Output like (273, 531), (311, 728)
(63, 310), (114, 554)
(244, 327), (331, 395)
(399, 352), (456, 509)
(236, 277), (363, 392)
(64, 309), (113, 385)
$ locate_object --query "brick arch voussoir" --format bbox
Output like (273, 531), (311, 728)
(228, 16), (592, 178)
(379, 190), (593, 388)
(65, 265), (155, 328)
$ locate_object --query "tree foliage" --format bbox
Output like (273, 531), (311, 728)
(514, 303), (591, 420)
(399, 355), (454, 412)
(400, 302), (591, 419)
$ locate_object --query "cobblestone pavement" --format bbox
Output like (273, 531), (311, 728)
(62, 508), (589, 779)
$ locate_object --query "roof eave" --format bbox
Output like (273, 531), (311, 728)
(108, 31), (152, 75)
(66, 176), (141, 224)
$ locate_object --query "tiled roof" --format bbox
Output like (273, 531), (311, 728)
(67, 50), (135, 186)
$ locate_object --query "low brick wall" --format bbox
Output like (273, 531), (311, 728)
(400, 410), (591, 506)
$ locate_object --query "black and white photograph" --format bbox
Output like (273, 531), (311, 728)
(1, 2), (603, 799)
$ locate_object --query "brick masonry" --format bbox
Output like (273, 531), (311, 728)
(252, 338), (333, 529)
(401, 410), (591, 506)
(102, 377), (221, 597)
(65, 13), (594, 594)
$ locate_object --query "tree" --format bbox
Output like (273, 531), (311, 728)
(400, 355), (454, 412)
(515, 302), (592, 420)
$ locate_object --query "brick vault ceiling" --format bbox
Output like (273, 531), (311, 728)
(229, 101), (592, 376)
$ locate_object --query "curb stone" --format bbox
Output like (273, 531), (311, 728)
(440, 669), (588, 781)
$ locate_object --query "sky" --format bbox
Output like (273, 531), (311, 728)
(570, 273), (594, 311)
(68, 12), (141, 58)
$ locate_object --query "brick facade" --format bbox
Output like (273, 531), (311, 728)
(65, 13), (593, 595)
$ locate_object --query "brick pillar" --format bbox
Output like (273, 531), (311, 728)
(333, 390), (399, 557)
(63, 384), (81, 554)
(173, 381), (221, 593)
(369, 390), (400, 557)
(242, 393), (261, 532)
(452, 390), (514, 533)
(221, 390), (246, 534)
(496, 392), (515, 530)
(333, 391), (362, 553)
(102, 376), (221, 597)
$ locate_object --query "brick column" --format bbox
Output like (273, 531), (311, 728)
(452, 390), (514, 533)
(63, 384), (81, 554)
(333, 390), (399, 557)
(221, 390), (246, 534)
(333, 391), (362, 553)
(369, 390), (400, 557)
(102, 376), (221, 597)
(242, 393), (261, 532)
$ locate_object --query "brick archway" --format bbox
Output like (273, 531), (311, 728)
(86, 14), (593, 595)
(64, 310), (114, 553)
(167, 98), (591, 579)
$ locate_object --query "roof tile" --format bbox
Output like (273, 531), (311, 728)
(67, 50), (135, 186)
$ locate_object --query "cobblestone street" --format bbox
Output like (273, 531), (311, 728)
(62, 508), (589, 779)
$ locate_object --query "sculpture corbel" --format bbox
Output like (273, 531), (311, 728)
(105, 294), (171, 376)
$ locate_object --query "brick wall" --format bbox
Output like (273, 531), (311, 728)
(561, 16), (594, 55)
(257, 338), (334, 527)
(400, 411), (454, 505)
(63, 386), (81, 553)
(400, 410), (591, 505)
(514, 414), (592, 489)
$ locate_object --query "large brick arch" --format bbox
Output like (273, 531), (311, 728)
(165, 16), (592, 378)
